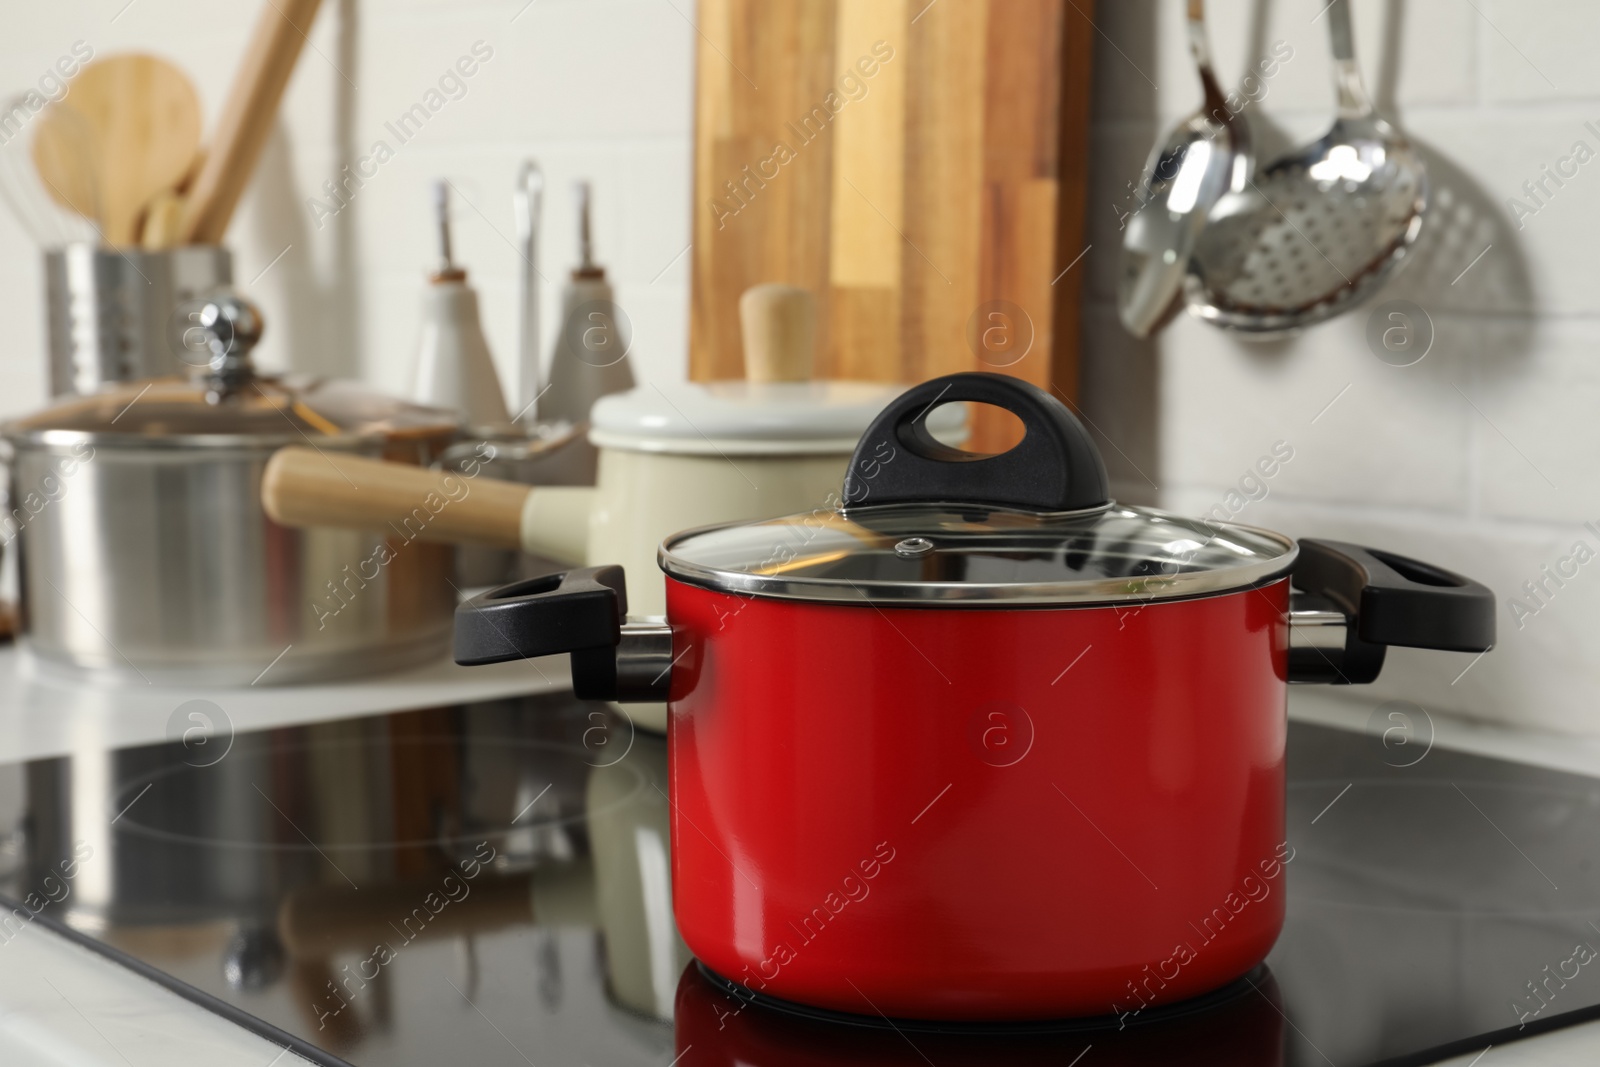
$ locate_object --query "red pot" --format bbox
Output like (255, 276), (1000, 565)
(456, 372), (1495, 1022)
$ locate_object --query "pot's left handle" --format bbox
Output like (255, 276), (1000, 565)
(453, 567), (672, 701)
(1288, 540), (1495, 684)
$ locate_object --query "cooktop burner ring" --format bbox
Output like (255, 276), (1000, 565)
(104, 733), (646, 853)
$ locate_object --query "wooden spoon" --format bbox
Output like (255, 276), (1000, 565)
(29, 102), (101, 226)
(33, 54), (201, 246)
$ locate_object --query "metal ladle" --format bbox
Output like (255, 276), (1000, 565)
(1117, 0), (1251, 338)
(1184, 0), (1427, 338)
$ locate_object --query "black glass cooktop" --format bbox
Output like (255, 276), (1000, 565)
(0, 695), (1596, 1066)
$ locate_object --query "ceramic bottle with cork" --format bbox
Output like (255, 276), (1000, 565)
(409, 180), (510, 427)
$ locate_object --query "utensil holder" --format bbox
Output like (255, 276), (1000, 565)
(44, 243), (233, 396)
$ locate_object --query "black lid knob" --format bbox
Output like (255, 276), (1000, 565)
(843, 372), (1111, 512)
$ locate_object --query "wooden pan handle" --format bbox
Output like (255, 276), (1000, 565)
(179, 0), (324, 244)
(740, 283), (815, 383)
(262, 446), (530, 548)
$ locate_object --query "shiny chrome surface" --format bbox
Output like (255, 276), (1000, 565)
(613, 619), (673, 702)
(9, 437), (455, 684)
(45, 244), (233, 396)
(1287, 598), (1372, 684)
(193, 290), (264, 397)
(514, 160), (545, 421)
(1117, 0), (1251, 338)
(8, 293), (461, 684)
(1185, 0), (1427, 337)
(1289, 606), (1348, 650)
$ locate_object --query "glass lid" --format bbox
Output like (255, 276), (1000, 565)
(2, 292), (459, 448)
(660, 502), (1296, 606)
(659, 371), (1297, 606)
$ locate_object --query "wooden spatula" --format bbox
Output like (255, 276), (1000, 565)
(33, 54), (201, 246)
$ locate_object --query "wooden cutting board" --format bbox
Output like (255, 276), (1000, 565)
(690, 0), (1095, 450)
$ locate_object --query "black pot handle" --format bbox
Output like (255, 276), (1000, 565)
(842, 372), (1110, 512)
(1289, 540), (1495, 684)
(455, 566), (626, 698)
(454, 566), (674, 702)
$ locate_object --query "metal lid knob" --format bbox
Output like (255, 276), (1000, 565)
(198, 290), (263, 396)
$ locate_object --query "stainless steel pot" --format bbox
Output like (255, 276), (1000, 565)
(1, 291), (462, 685)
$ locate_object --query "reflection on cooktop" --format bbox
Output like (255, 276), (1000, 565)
(0, 697), (1597, 1066)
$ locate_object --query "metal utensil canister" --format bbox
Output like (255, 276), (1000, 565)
(44, 243), (233, 396)
(4, 290), (463, 686)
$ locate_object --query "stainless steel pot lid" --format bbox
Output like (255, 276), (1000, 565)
(658, 372), (1297, 606)
(3, 292), (457, 449)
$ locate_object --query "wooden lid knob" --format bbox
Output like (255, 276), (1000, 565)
(740, 284), (815, 383)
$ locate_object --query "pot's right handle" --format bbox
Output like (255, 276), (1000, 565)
(1288, 539), (1495, 684)
(453, 566), (671, 702)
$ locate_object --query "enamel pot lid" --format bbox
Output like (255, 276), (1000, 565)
(589, 379), (967, 456)
(659, 372), (1298, 607)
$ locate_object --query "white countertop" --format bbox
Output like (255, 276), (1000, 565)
(0, 919), (314, 1066)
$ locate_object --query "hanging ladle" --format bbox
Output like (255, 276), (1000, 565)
(1117, 0), (1252, 338)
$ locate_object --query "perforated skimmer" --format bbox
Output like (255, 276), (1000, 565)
(1184, 0), (1426, 338)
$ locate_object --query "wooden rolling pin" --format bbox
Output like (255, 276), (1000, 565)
(261, 446), (591, 563)
(178, 0), (324, 243)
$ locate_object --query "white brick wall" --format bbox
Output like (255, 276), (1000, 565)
(1087, 1), (1600, 734)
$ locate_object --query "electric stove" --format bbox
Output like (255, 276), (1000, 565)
(0, 692), (1595, 1066)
